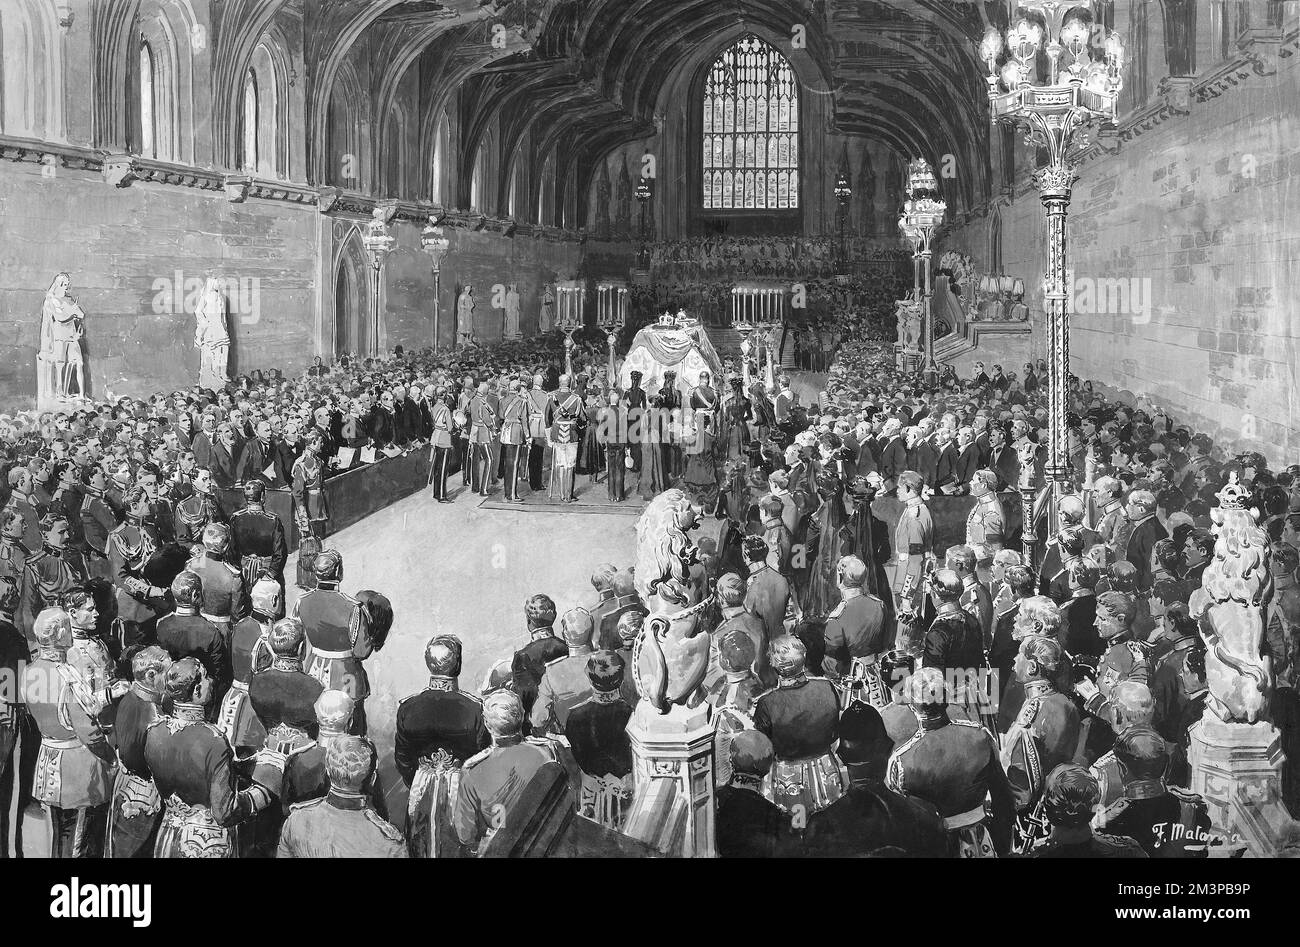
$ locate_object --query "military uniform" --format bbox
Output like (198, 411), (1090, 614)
(248, 656), (324, 749)
(19, 545), (88, 640)
(965, 492), (1005, 584)
(1150, 634), (1204, 745)
(525, 387), (552, 489)
(278, 788), (407, 858)
(1096, 498), (1126, 551)
(822, 590), (889, 706)
(597, 591), (644, 653)
(596, 403), (628, 502)
(107, 683), (164, 858)
(291, 450), (330, 540)
(1029, 826), (1148, 857)
(394, 677), (489, 857)
(1092, 780), (1211, 858)
(921, 602), (988, 723)
(229, 503), (287, 590)
(887, 497), (932, 649)
(156, 607), (230, 697)
(467, 393), (498, 496)
(0, 613), (29, 857)
(753, 674), (847, 817)
(429, 400), (455, 501)
(107, 519), (168, 653)
(2, 494), (42, 553)
(144, 702), (276, 858)
(173, 492), (226, 549)
(1000, 679), (1081, 848)
(0, 536), (28, 586)
(453, 733), (579, 853)
(79, 490), (118, 579)
(960, 574), (995, 649)
(497, 392), (528, 501)
(510, 627), (568, 721)
(67, 630), (122, 731)
(292, 581), (373, 734)
(530, 645), (599, 735)
(22, 651), (116, 857)
(885, 711), (1015, 857)
(189, 551), (247, 638)
(215, 613), (273, 753)
(1086, 635), (1153, 727)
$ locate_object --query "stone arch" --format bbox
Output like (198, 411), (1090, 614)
(247, 29), (291, 178)
(327, 60), (367, 190)
(0, 0), (64, 141)
(331, 226), (371, 359)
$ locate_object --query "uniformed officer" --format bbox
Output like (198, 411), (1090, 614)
(525, 374), (552, 490)
(250, 617), (325, 751)
(1028, 764), (1147, 857)
(597, 389), (628, 503)
(173, 467), (227, 550)
(23, 607), (117, 857)
(1086, 679), (1176, 809)
(292, 549), (374, 735)
(277, 735), (406, 858)
(62, 586), (128, 732)
(454, 689), (580, 855)
(106, 645), (171, 858)
(709, 572), (770, 689)
(497, 380), (528, 503)
(1093, 475), (1126, 550)
(0, 509), (29, 586)
(291, 428), (330, 540)
(753, 635), (847, 817)
(396, 634), (489, 858)
(216, 576), (280, 756)
(155, 570), (229, 699)
(549, 375), (584, 503)
(467, 382), (498, 497)
(428, 388), (456, 503)
(19, 513), (89, 640)
(1038, 525), (1087, 604)
(597, 570), (644, 652)
(565, 652), (635, 830)
(0, 576), (30, 857)
(921, 569), (988, 726)
(228, 480), (288, 591)
(822, 555), (888, 699)
(530, 607), (597, 735)
(884, 666), (1015, 857)
(108, 486), (169, 655)
(888, 471), (933, 651)
(1151, 603), (1208, 745)
(1001, 635), (1081, 852)
(965, 469), (1005, 585)
(145, 658), (281, 858)
(1092, 726), (1211, 857)
(1078, 591), (1149, 732)
(946, 544), (994, 649)
(188, 522), (247, 640)
(509, 593), (567, 720)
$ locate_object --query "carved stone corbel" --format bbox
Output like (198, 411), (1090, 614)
(223, 173), (252, 202)
(101, 154), (137, 188)
(317, 186), (342, 214)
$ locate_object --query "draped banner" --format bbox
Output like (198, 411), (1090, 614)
(618, 322), (724, 397)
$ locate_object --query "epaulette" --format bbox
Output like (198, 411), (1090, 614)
(950, 717), (982, 729)
(337, 590), (359, 605)
(365, 809), (405, 842)
(1016, 695), (1042, 728)
(225, 562), (240, 576)
(463, 746), (493, 769)
(544, 655), (568, 668)
(288, 796), (327, 812)
(147, 715), (170, 730)
(258, 510), (276, 519)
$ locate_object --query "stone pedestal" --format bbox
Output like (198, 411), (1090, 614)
(622, 700), (716, 857)
(894, 345), (920, 374)
(1189, 714), (1290, 856)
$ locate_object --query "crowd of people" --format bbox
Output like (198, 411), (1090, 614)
(1, 319), (1298, 859)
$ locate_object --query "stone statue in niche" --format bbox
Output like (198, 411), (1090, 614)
(539, 286), (555, 332)
(595, 161), (611, 239)
(504, 282), (521, 339)
(457, 285), (476, 347)
(39, 272), (87, 405)
(194, 277), (231, 389)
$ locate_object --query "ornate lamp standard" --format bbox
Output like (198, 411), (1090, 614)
(555, 279), (585, 378)
(635, 176), (653, 268)
(979, 2), (1125, 519)
(834, 166), (852, 274)
(420, 218), (450, 351)
(897, 158), (945, 389)
(362, 206), (397, 357)
(730, 286), (757, 391)
(596, 279), (628, 387)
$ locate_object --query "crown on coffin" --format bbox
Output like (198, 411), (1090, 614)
(1216, 471), (1250, 511)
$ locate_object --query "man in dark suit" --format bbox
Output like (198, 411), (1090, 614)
(238, 420), (288, 487)
(715, 730), (792, 858)
(876, 418), (908, 491)
(1059, 559), (1103, 659)
(509, 594), (568, 722)
(988, 423), (1019, 492)
(1123, 490), (1168, 590)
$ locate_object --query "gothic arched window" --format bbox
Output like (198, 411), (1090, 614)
(702, 34), (799, 210)
(242, 69), (259, 172)
(140, 41), (156, 158)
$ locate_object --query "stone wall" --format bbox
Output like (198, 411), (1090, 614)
(941, 52), (1300, 465)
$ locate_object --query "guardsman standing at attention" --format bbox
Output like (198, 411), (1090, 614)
(63, 586), (128, 732)
(292, 428), (330, 541)
(429, 387), (456, 503)
(248, 618), (324, 756)
(22, 608), (117, 858)
(396, 634), (489, 858)
(467, 382), (498, 497)
(888, 471), (933, 652)
(145, 658), (282, 858)
(156, 570), (230, 700)
(497, 379), (528, 503)
(597, 389), (628, 503)
(108, 487), (169, 655)
(550, 375), (584, 504)
(526, 374), (552, 490)
(19, 513), (88, 640)
(293, 549), (374, 736)
(277, 735), (406, 858)
(216, 577), (280, 757)
(965, 469), (1005, 586)
(188, 523), (247, 641)
(228, 480), (288, 592)
(821, 555), (888, 694)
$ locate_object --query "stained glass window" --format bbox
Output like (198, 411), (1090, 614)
(703, 35), (799, 210)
